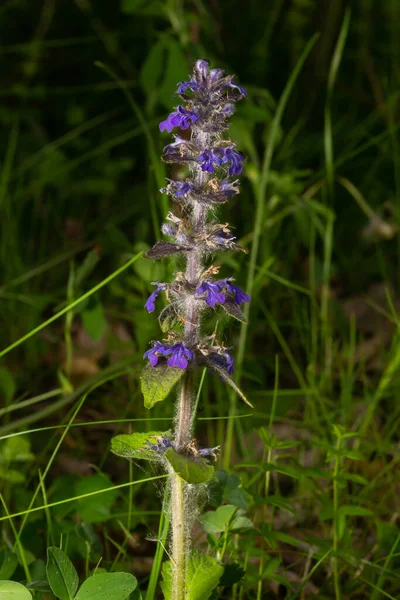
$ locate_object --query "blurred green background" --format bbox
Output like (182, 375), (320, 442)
(1, 1), (400, 598)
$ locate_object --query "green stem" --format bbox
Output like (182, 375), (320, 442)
(333, 435), (341, 600)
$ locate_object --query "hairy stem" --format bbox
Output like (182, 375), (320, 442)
(171, 158), (208, 598)
(171, 473), (186, 600)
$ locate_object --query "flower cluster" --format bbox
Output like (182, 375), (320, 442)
(143, 59), (247, 377)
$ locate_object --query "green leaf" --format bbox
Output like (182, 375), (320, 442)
(230, 515), (254, 532)
(161, 552), (223, 600)
(164, 448), (214, 484)
(1, 437), (34, 463)
(74, 474), (119, 523)
(140, 39), (166, 96)
(0, 466), (25, 483)
(74, 249), (101, 289)
(111, 431), (169, 461)
(0, 548), (18, 579)
(81, 296), (107, 341)
(186, 550), (224, 600)
(337, 505), (374, 518)
(75, 572), (137, 600)
(0, 581), (32, 599)
(160, 561), (172, 600)
(0, 366), (16, 402)
(121, 0), (159, 15)
(200, 505), (238, 534)
(158, 304), (179, 333)
(219, 563), (245, 587)
(141, 363), (185, 409)
(204, 359), (253, 408)
(46, 547), (79, 600)
(159, 41), (188, 109)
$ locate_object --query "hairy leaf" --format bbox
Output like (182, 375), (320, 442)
(161, 551), (223, 600)
(158, 304), (179, 333)
(75, 572), (137, 600)
(164, 448), (214, 484)
(46, 547), (79, 600)
(111, 431), (169, 461)
(186, 550), (224, 600)
(204, 358), (253, 408)
(146, 241), (193, 259)
(141, 363), (185, 409)
(221, 299), (247, 323)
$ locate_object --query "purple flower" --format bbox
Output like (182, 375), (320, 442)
(196, 281), (226, 307)
(177, 80), (199, 94)
(159, 106), (199, 133)
(161, 222), (178, 237)
(218, 278), (250, 305)
(195, 59), (210, 78)
(145, 282), (166, 313)
(144, 341), (193, 369)
(220, 178), (240, 198)
(198, 149), (221, 173)
(198, 445), (220, 460)
(210, 351), (235, 374)
(209, 68), (225, 83)
(227, 80), (247, 97)
(173, 181), (195, 198)
(146, 435), (173, 454)
(222, 103), (235, 117)
(162, 135), (187, 155)
(218, 148), (244, 176)
(213, 229), (236, 246)
(166, 342), (194, 369)
(143, 341), (172, 366)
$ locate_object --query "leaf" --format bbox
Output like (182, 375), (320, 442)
(0, 366), (16, 402)
(121, 0), (159, 15)
(263, 495), (295, 514)
(81, 296), (107, 341)
(74, 474), (119, 523)
(158, 304), (179, 333)
(161, 551), (223, 600)
(160, 561), (172, 600)
(46, 547), (79, 600)
(164, 448), (214, 484)
(111, 431), (168, 461)
(26, 581), (52, 593)
(0, 466), (25, 483)
(140, 39), (166, 96)
(75, 572), (137, 600)
(159, 41), (189, 109)
(204, 358), (253, 408)
(145, 241), (193, 259)
(0, 581), (32, 599)
(2, 437), (34, 462)
(261, 462), (304, 479)
(200, 505), (238, 534)
(0, 548), (18, 579)
(219, 563), (245, 587)
(230, 515), (254, 532)
(337, 505), (374, 518)
(221, 299), (247, 323)
(186, 550), (224, 600)
(141, 363), (185, 409)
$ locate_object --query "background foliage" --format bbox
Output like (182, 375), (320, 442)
(1, 0), (400, 598)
